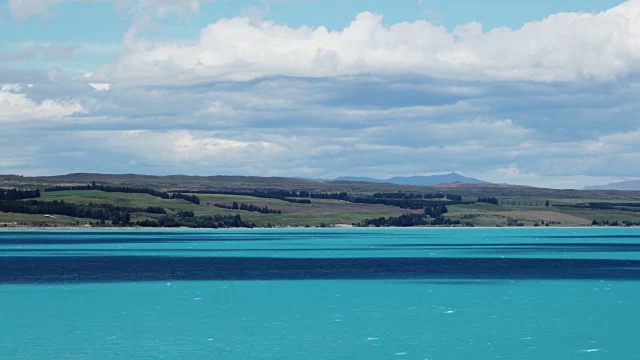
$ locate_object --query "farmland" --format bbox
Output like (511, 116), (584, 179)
(2, 173), (640, 228)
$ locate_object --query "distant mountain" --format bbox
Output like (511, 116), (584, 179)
(583, 179), (640, 191)
(334, 173), (488, 186)
(332, 176), (386, 183)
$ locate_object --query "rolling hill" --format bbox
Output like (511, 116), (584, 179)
(334, 173), (488, 186)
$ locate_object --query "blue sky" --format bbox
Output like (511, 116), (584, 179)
(1, 0), (638, 188)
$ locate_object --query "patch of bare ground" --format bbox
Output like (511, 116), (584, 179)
(460, 210), (591, 225)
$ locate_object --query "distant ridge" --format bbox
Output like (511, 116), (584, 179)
(334, 173), (488, 186)
(584, 179), (640, 191)
(3, 173), (640, 201)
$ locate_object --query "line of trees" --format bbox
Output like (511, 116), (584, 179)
(359, 213), (429, 227)
(169, 193), (200, 204)
(168, 189), (470, 207)
(297, 191), (349, 200)
(349, 197), (468, 209)
(176, 210), (195, 218)
(0, 188), (40, 201)
(424, 205), (449, 218)
(555, 202), (640, 212)
(445, 194), (463, 201)
(358, 204), (460, 227)
(137, 214), (253, 228)
(358, 214), (460, 227)
(188, 190), (312, 204)
(371, 192), (462, 201)
(591, 219), (640, 227)
(45, 184), (170, 199)
(145, 206), (166, 214)
(0, 199), (135, 225)
(0, 197), (253, 228)
(477, 197), (499, 205)
(585, 202), (640, 209)
(43, 183), (201, 204)
(214, 202), (281, 214)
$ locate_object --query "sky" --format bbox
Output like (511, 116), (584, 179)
(1, 0), (638, 189)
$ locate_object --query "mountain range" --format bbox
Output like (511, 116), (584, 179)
(583, 179), (640, 191)
(333, 173), (488, 186)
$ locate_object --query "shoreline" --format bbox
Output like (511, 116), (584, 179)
(1, 225), (629, 231)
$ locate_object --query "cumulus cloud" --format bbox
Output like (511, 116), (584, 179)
(92, 1), (640, 84)
(4, 1), (640, 188)
(15, 73), (627, 184)
(74, 130), (288, 171)
(0, 84), (84, 122)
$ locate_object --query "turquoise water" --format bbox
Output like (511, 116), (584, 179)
(1, 228), (639, 359)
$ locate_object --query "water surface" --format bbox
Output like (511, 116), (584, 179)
(1, 228), (638, 359)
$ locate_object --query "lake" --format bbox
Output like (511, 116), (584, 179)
(1, 228), (639, 359)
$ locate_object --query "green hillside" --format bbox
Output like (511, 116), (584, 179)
(2, 173), (640, 228)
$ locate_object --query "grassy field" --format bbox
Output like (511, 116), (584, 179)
(23, 189), (640, 227)
(35, 190), (412, 227)
(0, 212), (94, 227)
(448, 198), (640, 227)
(3, 173), (640, 227)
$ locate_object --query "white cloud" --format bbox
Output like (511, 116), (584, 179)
(3, 1), (640, 187)
(113, 0), (214, 18)
(0, 84), (84, 122)
(85, 72), (111, 91)
(595, 129), (640, 148)
(88, 83), (111, 91)
(92, 1), (640, 84)
(476, 167), (633, 189)
(81, 130), (287, 167)
(360, 118), (530, 149)
(7, 0), (212, 21)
